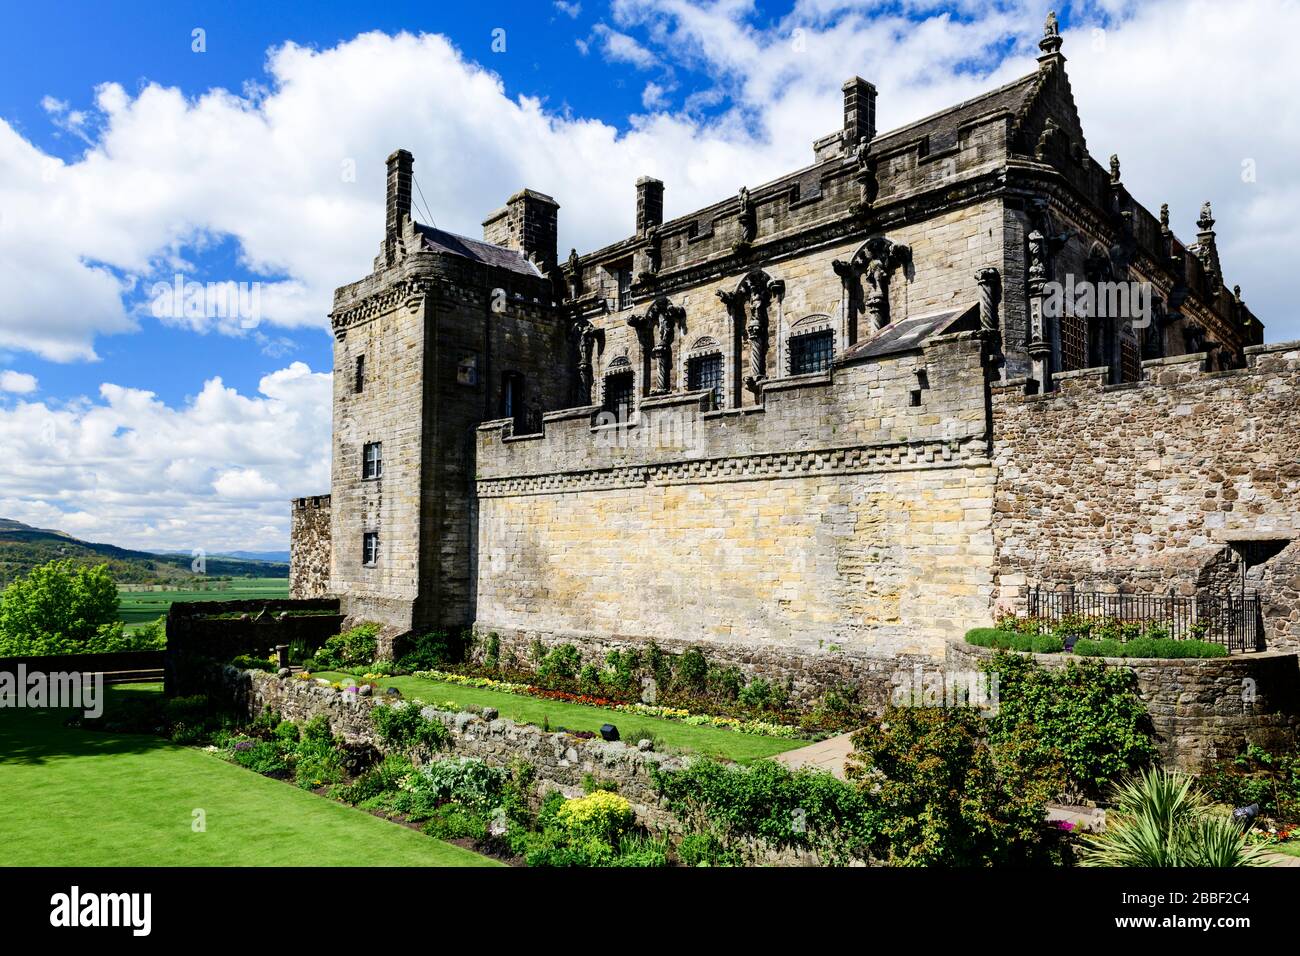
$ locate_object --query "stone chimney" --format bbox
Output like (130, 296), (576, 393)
(636, 177), (664, 236)
(385, 149), (413, 242)
(482, 189), (560, 271)
(842, 77), (877, 146)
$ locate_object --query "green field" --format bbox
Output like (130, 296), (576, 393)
(0, 684), (497, 867)
(119, 577), (289, 630)
(312, 671), (806, 763)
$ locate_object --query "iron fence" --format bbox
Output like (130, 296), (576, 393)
(1025, 586), (1263, 653)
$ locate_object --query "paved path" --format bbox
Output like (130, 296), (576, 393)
(771, 732), (856, 779)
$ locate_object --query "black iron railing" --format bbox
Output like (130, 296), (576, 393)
(1026, 586), (1263, 653)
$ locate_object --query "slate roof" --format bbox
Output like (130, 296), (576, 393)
(868, 71), (1041, 154)
(837, 305), (977, 362)
(416, 224), (543, 277)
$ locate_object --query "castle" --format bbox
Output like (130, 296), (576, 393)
(291, 19), (1300, 697)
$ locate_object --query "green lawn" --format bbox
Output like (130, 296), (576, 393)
(312, 671), (806, 763)
(119, 577), (289, 630)
(0, 684), (497, 867)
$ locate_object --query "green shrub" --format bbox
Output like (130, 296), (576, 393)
(225, 737), (287, 776)
(410, 757), (507, 810)
(707, 665), (744, 701)
(676, 831), (743, 867)
(394, 630), (467, 671)
(738, 677), (774, 709)
(1031, 633), (1065, 654)
(653, 758), (878, 866)
(1074, 637), (1227, 659)
(984, 651), (1157, 798)
(1200, 744), (1300, 818)
(370, 701), (449, 750)
(231, 653), (275, 672)
(310, 622), (380, 669)
(554, 791), (636, 846)
(675, 647), (708, 693)
(332, 754), (415, 805)
(483, 632), (501, 670)
(537, 643), (581, 683)
(965, 628), (1018, 649)
(848, 705), (1065, 867)
(579, 663), (602, 696)
(423, 805), (490, 842)
(1073, 637), (1126, 658)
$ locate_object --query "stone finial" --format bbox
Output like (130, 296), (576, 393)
(1197, 201), (1215, 232)
(1159, 203), (1170, 233)
(1109, 154), (1121, 183)
(1039, 10), (1064, 56)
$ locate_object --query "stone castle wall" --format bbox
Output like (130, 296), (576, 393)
(990, 341), (1300, 651)
(475, 331), (997, 665)
(290, 495), (331, 599)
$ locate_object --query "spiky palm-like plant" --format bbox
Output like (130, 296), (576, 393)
(1079, 767), (1267, 867)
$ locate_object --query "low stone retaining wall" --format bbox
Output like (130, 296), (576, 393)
(473, 624), (936, 711)
(946, 639), (1300, 770)
(211, 666), (690, 833)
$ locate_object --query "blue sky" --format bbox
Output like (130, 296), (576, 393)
(0, 0), (1293, 552)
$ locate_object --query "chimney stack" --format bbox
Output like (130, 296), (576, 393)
(482, 189), (560, 271)
(385, 149), (413, 242)
(636, 177), (664, 236)
(842, 77), (877, 147)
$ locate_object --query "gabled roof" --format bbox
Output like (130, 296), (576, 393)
(868, 71), (1043, 154)
(415, 224), (543, 277)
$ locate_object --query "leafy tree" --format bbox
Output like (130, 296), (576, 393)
(0, 559), (125, 655)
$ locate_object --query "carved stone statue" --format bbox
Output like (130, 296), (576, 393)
(1198, 201), (1215, 231)
(1044, 11), (1059, 37)
(566, 248), (582, 299)
(569, 316), (599, 403)
(1159, 203), (1170, 233)
(1109, 154), (1121, 183)
(854, 236), (910, 333)
(737, 186), (756, 243)
(632, 297), (685, 395)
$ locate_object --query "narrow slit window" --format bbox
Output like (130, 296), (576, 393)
(354, 355), (366, 393)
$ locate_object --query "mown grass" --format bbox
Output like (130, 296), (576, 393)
(0, 684), (497, 867)
(311, 671), (806, 764)
(118, 577), (289, 630)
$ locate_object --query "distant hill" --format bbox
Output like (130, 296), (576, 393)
(0, 518), (289, 588)
(159, 549), (292, 563)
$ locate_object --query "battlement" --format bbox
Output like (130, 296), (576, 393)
(477, 329), (990, 488)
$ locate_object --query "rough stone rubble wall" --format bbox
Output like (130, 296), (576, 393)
(289, 496), (332, 599)
(990, 341), (1300, 652)
(476, 332), (996, 666)
(948, 640), (1300, 771)
(220, 666), (688, 833)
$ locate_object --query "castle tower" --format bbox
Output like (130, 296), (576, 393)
(324, 151), (569, 640)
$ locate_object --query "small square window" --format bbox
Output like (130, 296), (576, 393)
(603, 371), (635, 423)
(790, 330), (834, 375)
(362, 441), (383, 479)
(687, 354), (724, 409)
(354, 355), (366, 393)
(362, 532), (379, 566)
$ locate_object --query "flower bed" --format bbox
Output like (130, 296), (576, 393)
(406, 668), (805, 739)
